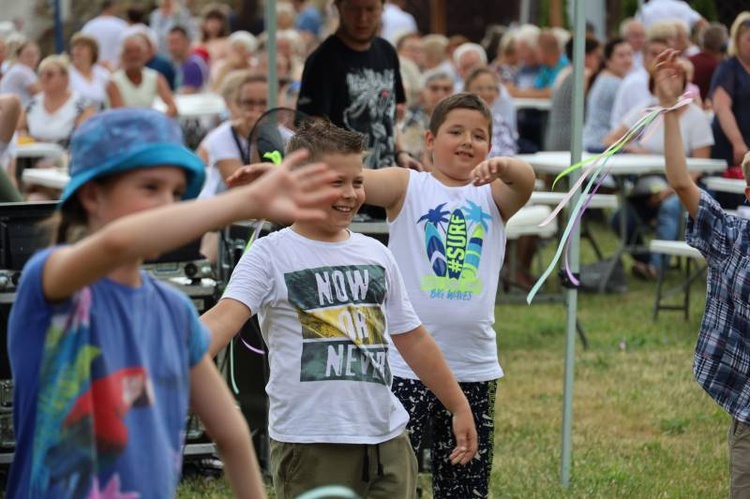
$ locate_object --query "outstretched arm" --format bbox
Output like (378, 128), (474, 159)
(391, 326), (477, 465)
(471, 156), (536, 222)
(43, 150), (341, 301)
(362, 167), (410, 219)
(202, 298), (253, 357)
(190, 355), (267, 498)
(655, 49), (701, 218)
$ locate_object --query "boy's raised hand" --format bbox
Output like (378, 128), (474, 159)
(471, 157), (511, 186)
(653, 49), (684, 108)
(242, 149), (340, 224)
(227, 162), (274, 188)
(449, 407), (478, 465)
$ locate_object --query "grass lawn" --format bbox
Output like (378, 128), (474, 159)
(178, 219), (729, 498)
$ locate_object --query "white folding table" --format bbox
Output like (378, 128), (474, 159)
(516, 151), (726, 292)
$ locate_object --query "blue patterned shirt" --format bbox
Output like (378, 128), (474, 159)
(686, 190), (750, 423)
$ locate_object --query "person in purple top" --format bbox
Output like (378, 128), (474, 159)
(168, 25), (209, 94)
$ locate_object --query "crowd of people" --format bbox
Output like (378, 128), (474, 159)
(0, 0), (749, 497)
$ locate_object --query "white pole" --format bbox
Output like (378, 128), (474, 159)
(561, 0), (586, 488)
(265, 0), (278, 107)
(520, 0), (530, 24)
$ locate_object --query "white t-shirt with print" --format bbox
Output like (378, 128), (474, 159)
(223, 228), (419, 444)
(387, 170), (506, 382)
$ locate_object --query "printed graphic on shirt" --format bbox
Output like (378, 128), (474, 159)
(30, 288), (149, 498)
(417, 200), (492, 301)
(284, 264), (390, 384)
(343, 68), (396, 168)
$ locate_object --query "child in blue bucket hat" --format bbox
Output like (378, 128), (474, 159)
(5, 108), (341, 498)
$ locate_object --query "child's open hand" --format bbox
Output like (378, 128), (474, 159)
(471, 157), (510, 186)
(449, 406), (478, 465)
(242, 149), (341, 224)
(653, 49), (684, 108)
(226, 162), (274, 188)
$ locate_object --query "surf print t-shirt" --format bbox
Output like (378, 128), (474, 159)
(387, 170), (506, 382)
(224, 228), (419, 444)
(7, 247), (209, 498)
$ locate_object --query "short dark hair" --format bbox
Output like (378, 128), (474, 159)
(126, 7), (145, 24)
(287, 118), (367, 162)
(603, 37), (626, 61)
(428, 92), (492, 138)
(169, 26), (190, 39)
(565, 36), (600, 61)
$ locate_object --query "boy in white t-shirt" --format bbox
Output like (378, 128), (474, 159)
(362, 93), (536, 497)
(203, 119), (477, 499)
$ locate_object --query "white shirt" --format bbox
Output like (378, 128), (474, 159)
(110, 68), (159, 109)
(25, 91), (89, 145)
(0, 64), (38, 107)
(610, 66), (650, 130)
(197, 121), (247, 199)
(620, 98), (714, 154)
(387, 170), (506, 382)
(224, 228), (418, 444)
(380, 3), (418, 45)
(68, 65), (110, 109)
(636, 0), (702, 28)
(81, 15), (129, 68)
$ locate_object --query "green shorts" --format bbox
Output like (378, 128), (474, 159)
(270, 431), (418, 499)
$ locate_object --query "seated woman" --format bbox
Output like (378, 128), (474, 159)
(68, 33), (110, 110)
(604, 58), (714, 279)
(582, 37), (633, 152)
(210, 31), (258, 93)
(398, 68), (454, 170)
(197, 72), (276, 264)
(107, 33), (177, 116)
(198, 72), (271, 199)
(17, 55), (95, 148)
(0, 41), (41, 108)
(464, 67), (518, 158)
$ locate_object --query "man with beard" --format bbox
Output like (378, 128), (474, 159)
(297, 0), (419, 190)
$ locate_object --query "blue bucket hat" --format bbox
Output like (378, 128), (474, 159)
(60, 108), (205, 205)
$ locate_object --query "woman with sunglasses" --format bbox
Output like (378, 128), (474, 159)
(17, 55), (95, 148)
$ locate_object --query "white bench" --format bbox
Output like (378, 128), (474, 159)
(529, 191), (619, 209)
(702, 176), (745, 195)
(648, 239), (706, 320)
(527, 191), (618, 260)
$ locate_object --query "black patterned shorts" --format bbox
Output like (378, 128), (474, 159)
(392, 376), (498, 498)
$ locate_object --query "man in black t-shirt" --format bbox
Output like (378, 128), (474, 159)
(297, 0), (419, 172)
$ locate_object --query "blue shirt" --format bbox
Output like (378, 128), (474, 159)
(6, 247), (209, 498)
(147, 54), (177, 91)
(686, 190), (750, 423)
(535, 54), (569, 89)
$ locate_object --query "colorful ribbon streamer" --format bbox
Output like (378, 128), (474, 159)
(525, 97), (693, 304)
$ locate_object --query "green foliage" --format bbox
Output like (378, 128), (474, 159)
(690, 0), (718, 22)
